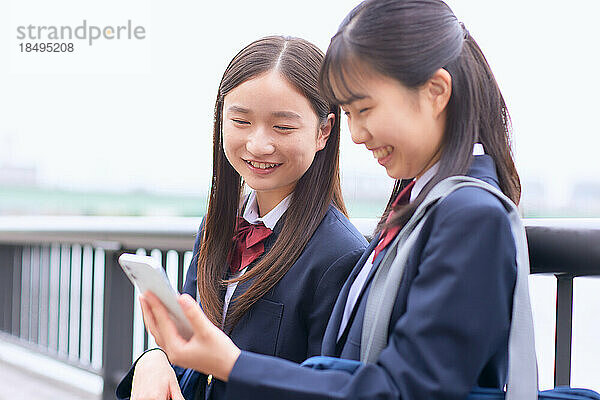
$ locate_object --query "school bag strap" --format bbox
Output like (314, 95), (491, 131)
(360, 175), (539, 400)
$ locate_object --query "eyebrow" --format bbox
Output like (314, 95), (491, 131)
(341, 95), (371, 107)
(227, 105), (250, 114)
(271, 111), (302, 120)
(226, 106), (302, 120)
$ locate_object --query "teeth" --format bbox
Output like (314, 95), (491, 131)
(372, 146), (393, 159)
(248, 161), (279, 169)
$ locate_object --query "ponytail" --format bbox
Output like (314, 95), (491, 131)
(319, 0), (520, 233)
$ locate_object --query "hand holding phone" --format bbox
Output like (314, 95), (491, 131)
(118, 253), (194, 340)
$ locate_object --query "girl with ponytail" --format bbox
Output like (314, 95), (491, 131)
(137, 2), (525, 399)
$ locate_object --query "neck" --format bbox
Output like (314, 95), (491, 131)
(254, 184), (295, 217)
(415, 148), (442, 181)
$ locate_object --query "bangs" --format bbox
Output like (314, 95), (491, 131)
(319, 34), (372, 105)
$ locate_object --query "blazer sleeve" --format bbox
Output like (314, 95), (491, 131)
(224, 194), (517, 400)
(306, 248), (366, 357)
(181, 219), (205, 299)
(173, 221), (206, 383)
(116, 221), (205, 399)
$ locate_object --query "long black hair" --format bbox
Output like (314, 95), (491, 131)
(319, 0), (520, 232)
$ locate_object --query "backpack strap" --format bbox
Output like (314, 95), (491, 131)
(360, 176), (538, 400)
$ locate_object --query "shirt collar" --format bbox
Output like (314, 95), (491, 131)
(410, 143), (485, 203)
(242, 191), (292, 230)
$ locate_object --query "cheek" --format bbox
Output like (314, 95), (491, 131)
(385, 109), (423, 147)
(285, 138), (317, 170)
(411, 114), (442, 153)
(302, 135), (320, 162)
(223, 126), (241, 149)
(366, 108), (395, 139)
(222, 129), (243, 165)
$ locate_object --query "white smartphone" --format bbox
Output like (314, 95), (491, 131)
(118, 253), (194, 340)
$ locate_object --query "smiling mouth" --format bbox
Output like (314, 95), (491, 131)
(244, 160), (282, 170)
(372, 146), (393, 159)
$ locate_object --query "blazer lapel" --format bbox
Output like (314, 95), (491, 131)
(332, 241), (390, 350)
(356, 245), (386, 302)
(228, 269), (253, 301)
(322, 235), (380, 355)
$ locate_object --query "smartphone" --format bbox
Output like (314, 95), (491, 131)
(118, 253), (193, 340)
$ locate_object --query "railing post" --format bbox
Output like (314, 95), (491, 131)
(11, 246), (22, 337)
(102, 246), (133, 400)
(0, 245), (16, 334)
(554, 274), (574, 387)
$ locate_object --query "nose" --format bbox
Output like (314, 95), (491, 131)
(348, 117), (370, 145)
(246, 126), (276, 156)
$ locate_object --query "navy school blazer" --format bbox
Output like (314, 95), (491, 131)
(116, 204), (367, 400)
(223, 155), (518, 400)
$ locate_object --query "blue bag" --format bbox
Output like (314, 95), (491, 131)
(301, 356), (600, 400)
(466, 386), (600, 399)
(300, 355), (362, 374)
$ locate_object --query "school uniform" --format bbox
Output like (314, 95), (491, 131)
(116, 192), (367, 400)
(224, 152), (518, 400)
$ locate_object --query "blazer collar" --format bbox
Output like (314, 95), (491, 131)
(468, 154), (500, 188)
(321, 236), (380, 355)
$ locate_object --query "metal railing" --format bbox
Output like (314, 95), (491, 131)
(0, 216), (202, 399)
(0, 216), (598, 399)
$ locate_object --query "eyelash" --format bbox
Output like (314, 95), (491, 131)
(274, 126), (295, 131)
(343, 107), (370, 117)
(232, 119), (295, 131)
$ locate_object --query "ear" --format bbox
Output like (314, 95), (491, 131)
(425, 68), (452, 119)
(316, 113), (335, 151)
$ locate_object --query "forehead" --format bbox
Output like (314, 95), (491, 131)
(223, 71), (316, 119)
(322, 51), (377, 106)
(326, 61), (419, 110)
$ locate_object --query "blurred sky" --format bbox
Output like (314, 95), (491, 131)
(1, 0), (599, 207)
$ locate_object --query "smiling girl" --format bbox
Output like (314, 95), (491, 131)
(135, 0), (528, 399)
(115, 36), (367, 400)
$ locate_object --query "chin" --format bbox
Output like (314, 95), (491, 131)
(385, 167), (401, 180)
(244, 180), (277, 191)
